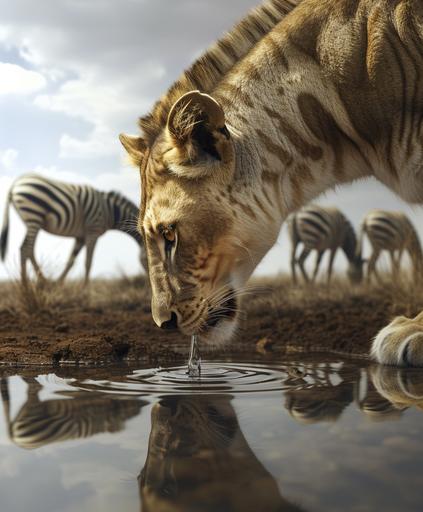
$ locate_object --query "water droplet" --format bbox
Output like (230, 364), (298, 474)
(187, 334), (201, 378)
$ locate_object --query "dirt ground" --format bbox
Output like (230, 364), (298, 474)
(0, 274), (421, 366)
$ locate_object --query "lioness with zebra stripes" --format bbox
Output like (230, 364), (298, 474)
(120, 0), (423, 366)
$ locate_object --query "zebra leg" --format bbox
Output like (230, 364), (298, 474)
(389, 250), (400, 282)
(22, 377), (42, 400)
(312, 250), (324, 283)
(290, 241), (299, 284)
(397, 249), (404, 269)
(58, 238), (84, 282)
(84, 236), (98, 285)
(20, 224), (43, 284)
(367, 249), (381, 284)
(326, 248), (337, 284)
(0, 378), (11, 435)
(297, 247), (311, 283)
(406, 248), (421, 283)
(30, 254), (45, 282)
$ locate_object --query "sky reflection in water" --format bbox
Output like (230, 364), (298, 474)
(0, 358), (422, 512)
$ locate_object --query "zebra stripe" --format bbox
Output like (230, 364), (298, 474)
(288, 204), (363, 284)
(361, 210), (423, 282)
(0, 378), (144, 450)
(0, 173), (147, 283)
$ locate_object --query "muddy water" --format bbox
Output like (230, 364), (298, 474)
(0, 357), (423, 512)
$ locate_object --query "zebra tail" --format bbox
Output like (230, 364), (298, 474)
(0, 190), (11, 261)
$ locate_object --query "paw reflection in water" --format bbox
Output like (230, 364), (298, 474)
(283, 364), (423, 424)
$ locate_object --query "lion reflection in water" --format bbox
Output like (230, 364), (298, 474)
(139, 394), (306, 512)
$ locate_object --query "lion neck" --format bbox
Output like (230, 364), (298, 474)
(213, 3), (372, 232)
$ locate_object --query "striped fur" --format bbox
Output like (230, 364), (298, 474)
(1, 174), (146, 283)
(361, 209), (423, 283)
(121, 0), (423, 364)
(288, 205), (364, 284)
(0, 378), (143, 449)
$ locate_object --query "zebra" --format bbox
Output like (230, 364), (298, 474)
(360, 209), (423, 283)
(0, 377), (144, 449)
(0, 173), (147, 283)
(288, 205), (364, 285)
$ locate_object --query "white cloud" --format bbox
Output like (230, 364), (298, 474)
(0, 26), (10, 42)
(34, 63), (165, 159)
(0, 148), (18, 170)
(0, 62), (46, 95)
(34, 78), (118, 123)
(59, 130), (117, 159)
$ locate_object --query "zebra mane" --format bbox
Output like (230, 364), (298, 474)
(138, 0), (300, 145)
(107, 190), (137, 210)
(106, 190), (124, 200)
(105, 191), (141, 240)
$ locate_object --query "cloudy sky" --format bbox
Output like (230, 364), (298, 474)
(1, 0), (422, 281)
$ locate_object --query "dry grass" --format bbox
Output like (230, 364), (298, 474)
(247, 272), (423, 319)
(1, 271), (421, 321)
(0, 274), (150, 317)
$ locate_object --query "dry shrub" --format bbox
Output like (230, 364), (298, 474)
(0, 279), (87, 316)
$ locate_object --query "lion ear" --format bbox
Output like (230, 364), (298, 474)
(166, 90), (230, 165)
(119, 134), (147, 167)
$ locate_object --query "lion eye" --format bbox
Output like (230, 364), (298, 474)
(163, 229), (176, 243)
(160, 224), (177, 260)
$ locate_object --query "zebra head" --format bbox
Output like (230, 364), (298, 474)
(347, 255), (365, 284)
(105, 190), (147, 271)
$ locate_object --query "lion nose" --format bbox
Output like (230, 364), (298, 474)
(160, 312), (178, 330)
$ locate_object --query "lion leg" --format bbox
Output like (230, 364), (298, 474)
(371, 311), (423, 366)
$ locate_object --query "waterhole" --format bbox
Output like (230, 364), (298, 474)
(1, 357), (423, 512)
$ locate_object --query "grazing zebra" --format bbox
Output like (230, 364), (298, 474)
(0, 377), (144, 449)
(288, 205), (364, 285)
(360, 210), (423, 283)
(0, 173), (147, 283)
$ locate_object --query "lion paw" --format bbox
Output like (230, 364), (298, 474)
(371, 313), (423, 366)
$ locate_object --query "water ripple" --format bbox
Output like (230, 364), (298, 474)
(73, 361), (345, 396)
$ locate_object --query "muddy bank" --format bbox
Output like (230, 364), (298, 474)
(0, 276), (420, 366)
